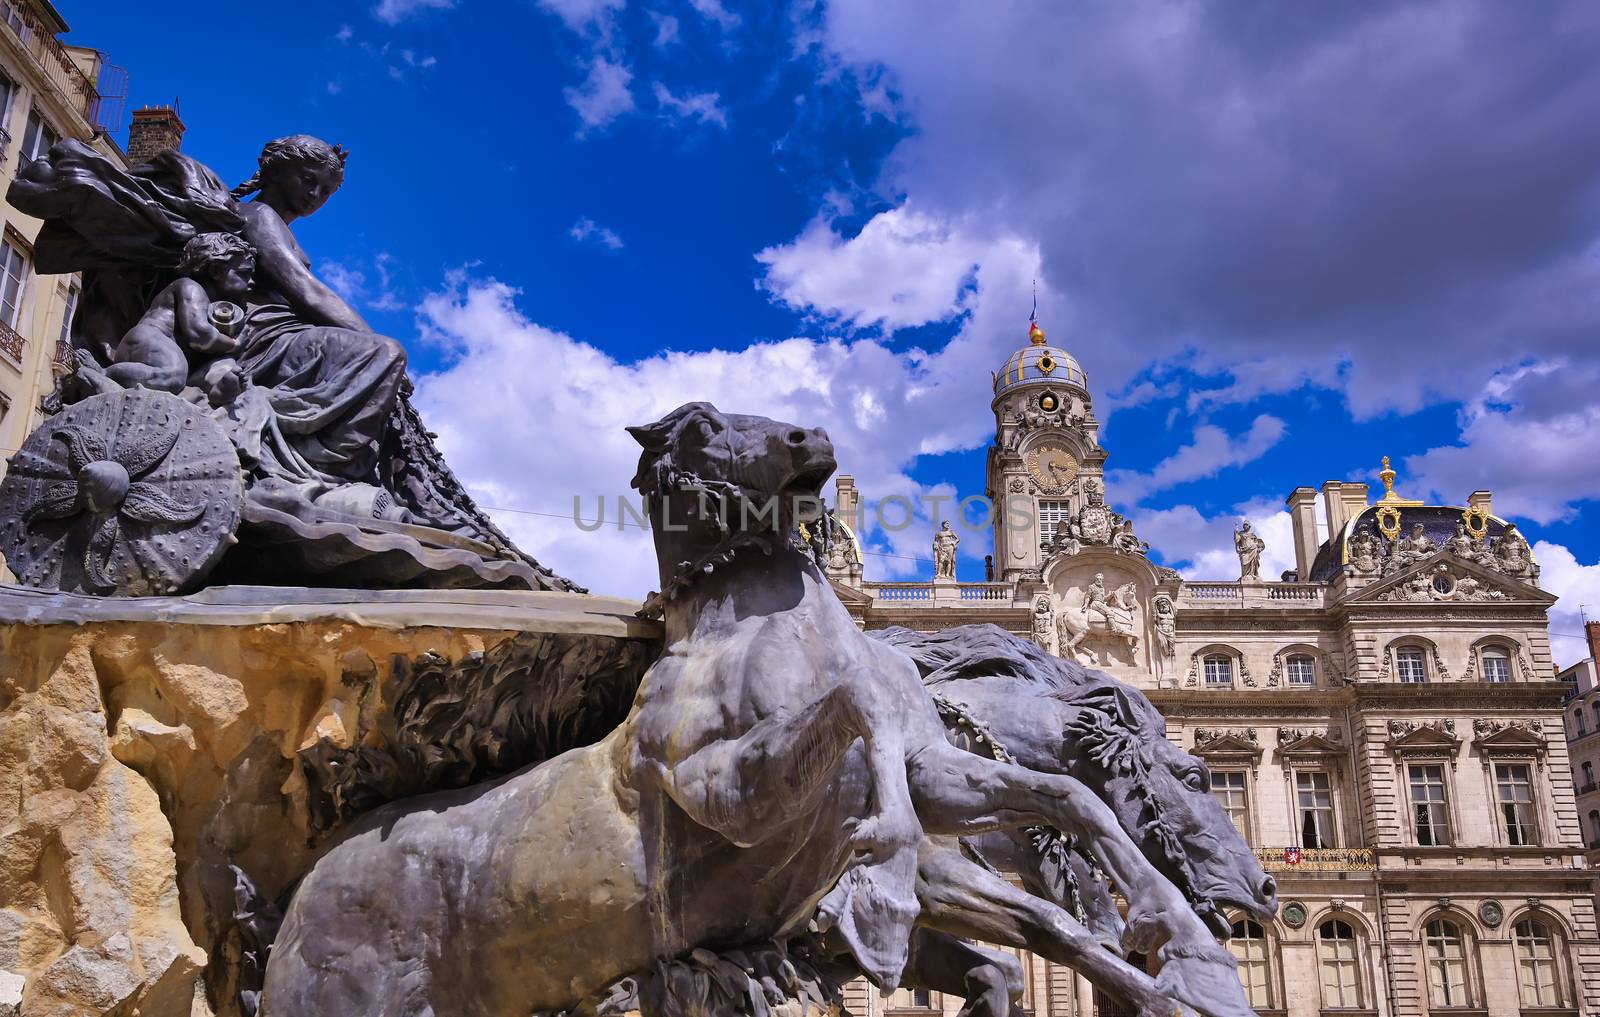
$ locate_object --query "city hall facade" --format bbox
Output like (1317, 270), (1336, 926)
(825, 322), (1598, 1017)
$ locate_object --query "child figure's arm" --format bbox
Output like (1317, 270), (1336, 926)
(172, 278), (238, 355)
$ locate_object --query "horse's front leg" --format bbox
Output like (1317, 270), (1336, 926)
(905, 744), (1245, 1005)
(900, 928), (1026, 1017)
(911, 839), (1214, 1017)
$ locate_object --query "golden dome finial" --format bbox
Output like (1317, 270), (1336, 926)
(1028, 320), (1046, 346)
(1379, 456), (1396, 498)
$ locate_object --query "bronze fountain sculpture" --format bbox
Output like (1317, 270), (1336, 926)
(0, 136), (1273, 1017)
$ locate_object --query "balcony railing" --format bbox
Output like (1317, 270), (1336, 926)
(871, 583), (931, 602)
(0, 1), (100, 122)
(0, 319), (23, 364)
(1254, 846), (1376, 872)
(957, 583), (1010, 602)
(1185, 582), (1240, 600)
(1267, 583), (1322, 601)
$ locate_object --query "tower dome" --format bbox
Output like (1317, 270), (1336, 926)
(992, 317), (1088, 405)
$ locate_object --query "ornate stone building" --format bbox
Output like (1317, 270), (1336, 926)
(1559, 625), (1600, 873)
(0, 0), (126, 477)
(830, 320), (1598, 1017)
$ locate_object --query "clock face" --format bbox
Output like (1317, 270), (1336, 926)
(1026, 442), (1078, 490)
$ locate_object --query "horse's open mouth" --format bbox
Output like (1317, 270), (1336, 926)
(783, 462), (836, 499)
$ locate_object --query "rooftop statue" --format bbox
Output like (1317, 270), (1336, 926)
(0, 136), (575, 594)
(260, 403), (1265, 1017)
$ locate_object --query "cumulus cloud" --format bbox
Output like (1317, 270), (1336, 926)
(809, 1), (1600, 418)
(1535, 541), (1600, 668)
(372, 0), (453, 24)
(648, 11), (680, 48)
(410, 274), (1011, 595)
(570, 216), (625, 250)
(1108, 415), (1287, 505)
(652, 83), (729, 129)
(1407, 360), (1600, 524)
(564, 57), (635, 133)
(1131, 498), (1298, 582)
(687, 0), (740, 32)
(758, 206), (1005, 332)
(534, 0), (624, 34)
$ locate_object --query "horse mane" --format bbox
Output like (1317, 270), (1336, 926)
(869, 623), (1167, 735)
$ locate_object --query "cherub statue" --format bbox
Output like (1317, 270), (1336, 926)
(1348, 524), (1381, 575)
(81, 232), (254, 404)
(1491, 522), (1534, 578)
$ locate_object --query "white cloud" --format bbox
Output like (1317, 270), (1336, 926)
(1535, 541), (1600, 668)
(320, 261), (365, 303)
(534, 0), (624, 34)
(1108, 414), (1287, 505)
(564, 57), (635, 133)
(372, 0), (453, 25)
(570, 216), (625, 251)
(318, 255), (405, 313)
(687, 0), (739, 32)
(757, 205), (1007, 333)
(1407, 360), (1600, 524)
(1131, 497), (1297, 581)
(411, 274), (1010, 596)
(652, 82), (729, 129)
(335, 24), (354, 42)
(648, 11), (680, 48)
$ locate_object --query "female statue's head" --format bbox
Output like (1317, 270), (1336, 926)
(232, 135), (349, 218)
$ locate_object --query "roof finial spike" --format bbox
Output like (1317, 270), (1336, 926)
(1027, 281), (1046, 345)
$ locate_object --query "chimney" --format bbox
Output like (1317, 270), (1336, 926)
(1467, 490), (1493, 518)
(1587, 620), (1600, 667)
(127, 103), (186, 163)
(834, 475), (859, 532)
(1286, 487), (1319, 580)
(1340, 483), (1371, 531)
(1321, 481), (1347, 539)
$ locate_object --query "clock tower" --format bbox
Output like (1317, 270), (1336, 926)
(986, 316), (1108, 581)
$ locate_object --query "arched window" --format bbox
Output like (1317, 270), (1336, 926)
(1203, 654), (1234, 688)
(1480, 645), (1511, 683)
(1589, 809), (1600, 848)
(1577, 709), (1589, 736)
(1592, 702), (1600, 728)
(1228, 917), (1273, 1009)
(1424, 918), (1474, 1008)
(1396, 646), (1428, 683)
(1514, 918), (1566, 1008)
(1285, 654), (1316, 687)
(1583, 762), (1595, 790)
(1316, 919), (1363, 1008)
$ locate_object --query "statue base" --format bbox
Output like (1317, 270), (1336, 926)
(0, 584), (659, 1017)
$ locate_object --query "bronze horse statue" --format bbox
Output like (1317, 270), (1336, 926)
(262, 404), (1255, 1017)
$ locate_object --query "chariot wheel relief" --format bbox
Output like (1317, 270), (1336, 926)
(0, 389), (242, 596)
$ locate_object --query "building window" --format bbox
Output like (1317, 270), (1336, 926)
(1578, 710), (1590, 736)
(1588, 809), (1599, 848)
(0, 72), (14, 138)
(1592, 702), (1600, 729)
(1396, 646), (1428, 683)
(0, 233), (27, 333)
(1495, 763), (1535, 845)
(1316, 919), (1362, 1008)
(1212, 771), (1249, 842)
(17, 107), (55, 171)
(886, 987), (937, 1010)
(1409, 764), (1452, 846)
(1424, 919), (1473, 1008)
(1285, 654), (1315, 687)
(1583, 762), (1595, 790)
(1514, 919), (1564, 1007)
(1296, 771), (1335, 848)
(1037, 499), (1070, 547)
(59, 284), (77, 344)
(1481, 646), (1511, 683)
(1228, 917), (1272, 1009)
(1203, 654), (1233, 688)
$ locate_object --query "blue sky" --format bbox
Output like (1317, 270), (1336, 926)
(65, 1), (1600, 662)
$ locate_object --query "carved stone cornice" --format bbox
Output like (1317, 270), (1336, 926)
(1385, 718), (1462, 763)
(1471, 718), (1547, 757)
(1190, 726), (1264, 762)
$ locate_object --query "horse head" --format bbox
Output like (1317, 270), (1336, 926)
(628, 402), (836, 599)
(1058, 683), (1277, 936)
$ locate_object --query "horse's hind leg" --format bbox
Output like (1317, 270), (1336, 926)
(910, 840), (1202, 1017)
